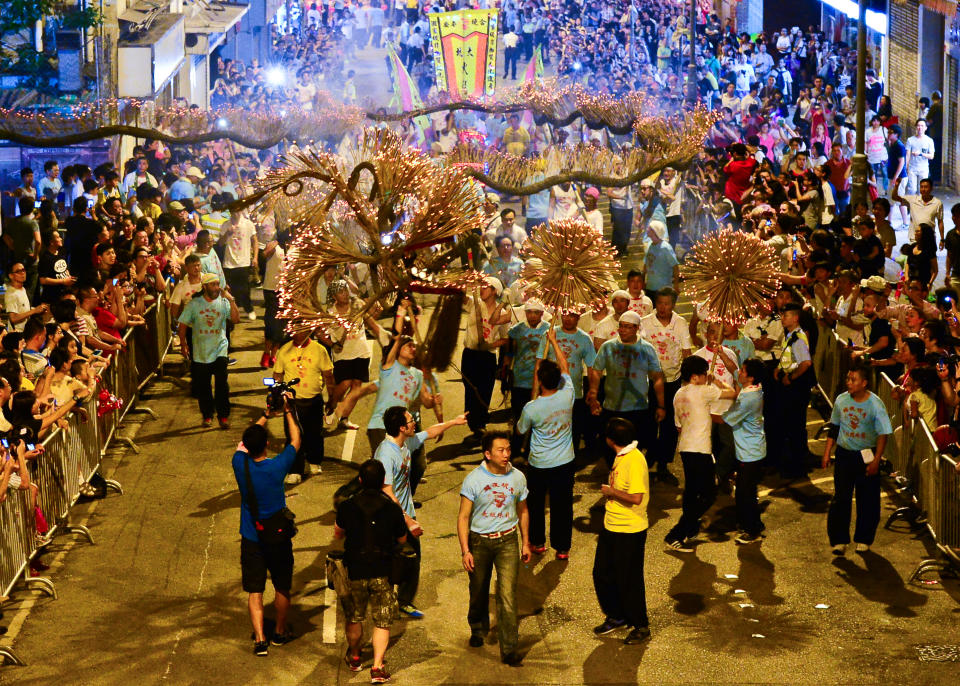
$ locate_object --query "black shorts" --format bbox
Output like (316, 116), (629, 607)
(240, 537), (294, 594)
(333, 357), (370, 384)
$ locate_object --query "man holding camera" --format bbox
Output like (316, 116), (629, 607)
(334, 459), (408, 683)
(232, 395), (301, 656)
(273, 330), (338, 484)
(376, 405), (468, 619)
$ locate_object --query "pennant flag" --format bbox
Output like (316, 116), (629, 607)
(386, 43), (430, 133)
(520, 47), (544, 130)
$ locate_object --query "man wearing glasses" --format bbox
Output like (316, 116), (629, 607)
(374, 405), (467, 619)
(4, 262), (47, 332)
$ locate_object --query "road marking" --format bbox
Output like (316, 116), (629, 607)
(163, 511), (217, 679)
(341, 426), (358, 463)
(322, 585), (337, 643)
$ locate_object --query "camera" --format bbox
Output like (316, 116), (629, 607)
(263, 377), (299, 413)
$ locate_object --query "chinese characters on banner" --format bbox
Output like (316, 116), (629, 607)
(428, 9), (499, 99)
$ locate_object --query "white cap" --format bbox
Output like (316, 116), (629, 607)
(483, 276), (504, 295)
(619, 311), (642, 325)
(523, 299), (545, 312)
(647, 219), (668, 242)
(610, 289), (631, 302)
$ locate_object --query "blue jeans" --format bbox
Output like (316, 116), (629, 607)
(871, 162), (888, 194)
(467, 530), (520, 655)
(610, 207), (633, 255)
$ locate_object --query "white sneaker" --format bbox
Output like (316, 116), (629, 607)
(284, 473), (302, 485)
(247, 311), (257, 321)
(831, 544), (846, 556)
(855, 543), (870, 553)
(305, 463), (323, 476)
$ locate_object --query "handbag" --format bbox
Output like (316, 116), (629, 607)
(243, 455), (297, 544)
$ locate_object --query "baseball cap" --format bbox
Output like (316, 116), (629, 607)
(485, 192), (500, 205)
(168, 201), (185, 211)
(186, 166), (205, 179)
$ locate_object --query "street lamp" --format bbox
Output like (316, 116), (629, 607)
(686, 0), (697, 106)
(850, 0), (869, 209)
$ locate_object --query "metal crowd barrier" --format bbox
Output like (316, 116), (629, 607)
(0, 294), (174, 665)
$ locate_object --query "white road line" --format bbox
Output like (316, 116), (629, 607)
(341, 427), (358, 463)
(322, 585), (337, 643)
(163, 511), (217, 679)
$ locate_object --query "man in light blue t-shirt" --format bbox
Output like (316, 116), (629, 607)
(587, 310), (665, 466)
(177, 272), (239, 427)
(375, 405), (467, 619)
(535, 311), (595, 453)
(457, 430), (530, 664)
(518, 328), (575, 559)
(822, 366), (893, 555)
(506, 300), (550, 456)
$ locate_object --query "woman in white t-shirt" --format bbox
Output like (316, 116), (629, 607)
(864, 116), (888, 192)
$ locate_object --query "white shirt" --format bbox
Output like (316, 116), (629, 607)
(579, 307), (611, 341)
(584, 208), (604, 235)
(170, 276), (203, 306)
(3, 285), (31, 332)
(742, 315), (784, 361)
(693, 346), (738, 414)
(902, 194), (943, 242)
(592, 313), (620, 345)
(640, 312), (692, 383)
(674, 383), (722, 454)
(503, 32), (519, 48)
(262, 245), (285, 292)
(906, 134), (934, 172)
(221, 216), (256, 269)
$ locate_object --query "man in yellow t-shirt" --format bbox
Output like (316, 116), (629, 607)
(273, 330), (338, 484)
(592, 417), (651, 645)
(500, 114), (530, 157)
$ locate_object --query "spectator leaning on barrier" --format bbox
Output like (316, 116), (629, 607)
(334, 459), (408, 681)
(4, 262), (47, 332)
(232, 394), (301, 657)
(177, 272), (239, 428)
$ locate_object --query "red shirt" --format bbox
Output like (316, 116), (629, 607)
(93, 306), (121, 341)
(826, 158), (850, 192)
(723, 157), (758, 205)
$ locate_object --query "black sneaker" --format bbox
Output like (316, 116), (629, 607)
(624, 627), (651, 644)
(469, 633), (484, 647)
(271, 629), (295, 646)
(501, 652), (523, 666)
(253, 640), (269, 656)
(593, 617), (627, 635)
(735, 532), (763, 545)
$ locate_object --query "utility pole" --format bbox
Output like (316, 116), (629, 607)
(850, 0), (869, 209)
(686, 0), (697, 106)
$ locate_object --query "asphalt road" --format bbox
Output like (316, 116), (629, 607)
(1, 299), (959, 685)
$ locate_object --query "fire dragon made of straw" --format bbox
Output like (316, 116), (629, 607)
(679, 230), (781, 326)
(246, 128), (485, 336)
(519, 218), (620, 315)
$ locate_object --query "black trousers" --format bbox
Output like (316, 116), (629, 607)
(666, 215), (682, 246)
(827, 447), (881, 546)
(572, 397), (589, 454)
(526, 461), (575, 551)
(593, 528), (648, 629)
(736, 459), (764, 536)
(504, 46), (519, 79)
(649, 379), (681, 470)
(780, 382), (812, 477)
(511, 386), (532, 456)
(397, 527), (421, 607)
(290, 395), (324, 474)
(193, 356), (229, 419)
(461, 347), (497, 433)
(666, 452), (716, 542)
(712, 421), (737, 480)
(224, 266), (252, 313)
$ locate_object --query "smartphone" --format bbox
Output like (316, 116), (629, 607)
(262, 377), (276, 387)
(1, 438), (8, 449)
(26, 443), (36, 451)
(34, 200), (42, 208)
(112, 278), (119, 286)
